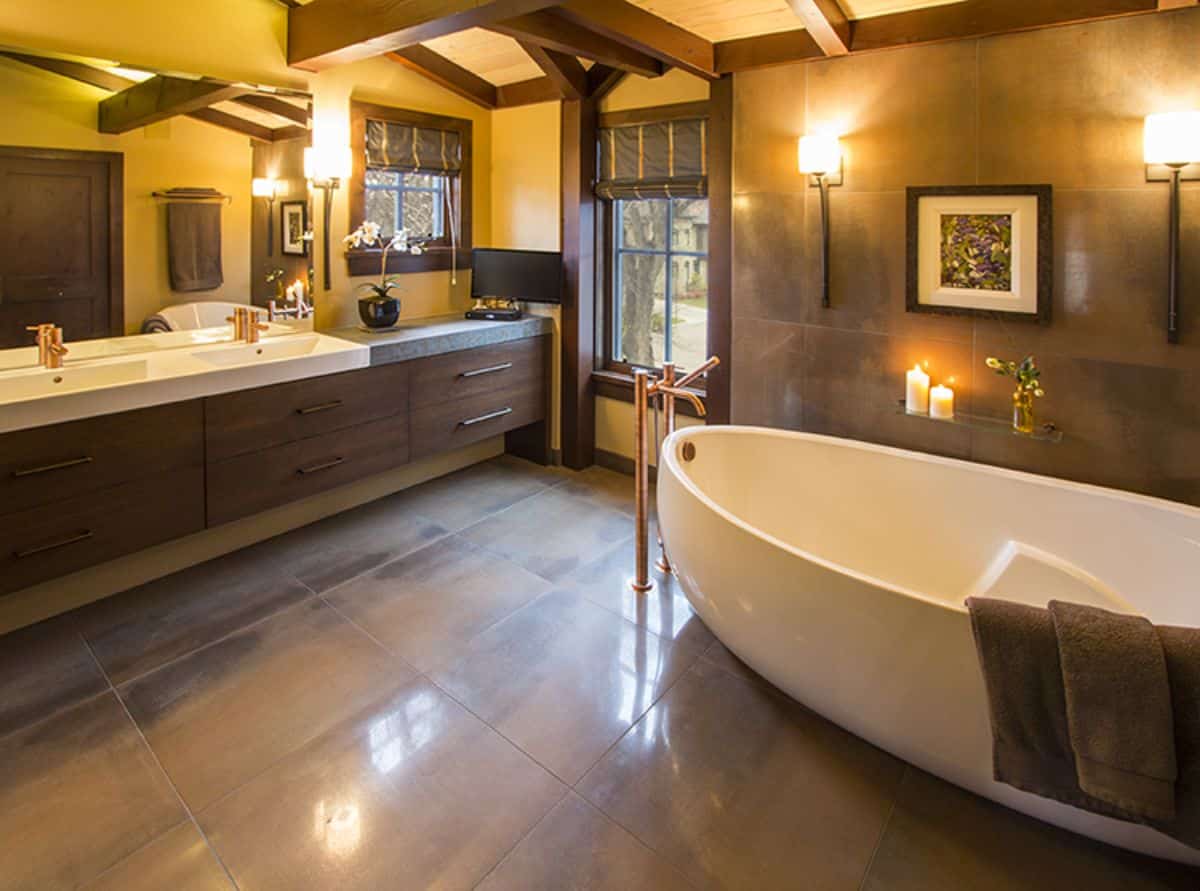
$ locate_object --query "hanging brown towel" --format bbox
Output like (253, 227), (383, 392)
(167, 202), (223, 292)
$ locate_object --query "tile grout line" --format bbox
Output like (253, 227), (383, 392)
(79, 635), (243, 891)
(857, 764), (908, 891)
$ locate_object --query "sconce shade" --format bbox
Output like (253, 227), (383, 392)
(1144, 112), (1200, 166)
(305, 144), (352, 183)
(251, 177), (277, 199)
(799, 134), (842, 175)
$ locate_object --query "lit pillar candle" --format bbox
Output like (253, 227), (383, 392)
(906, 364), (930, 414)
(930, 384), (955, 420)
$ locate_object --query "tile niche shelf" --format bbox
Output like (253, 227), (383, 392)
(895, 400), (1063, 444)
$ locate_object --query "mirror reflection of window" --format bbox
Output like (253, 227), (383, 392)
(363, 169), (446, 240)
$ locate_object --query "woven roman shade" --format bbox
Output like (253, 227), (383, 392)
(365, 119), (462, 174)
(596, 117), (708, 200)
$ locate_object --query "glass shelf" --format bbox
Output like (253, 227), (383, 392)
(895, 400), (1063, 443)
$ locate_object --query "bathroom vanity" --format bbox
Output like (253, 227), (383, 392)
(0, 316), (552, 596)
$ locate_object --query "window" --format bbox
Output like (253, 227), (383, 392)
(348, 100), (472, 277)
(612, 197), (709, 372)
(364, 170), (446, 240)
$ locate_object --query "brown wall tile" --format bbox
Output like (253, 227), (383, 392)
(731, 318), (805, 429)
(805, 41), (978, 193)
(733, 192), (809, 324)
(733, 65), (808, 196)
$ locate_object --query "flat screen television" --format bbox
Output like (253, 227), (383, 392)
(471, 248), (563, 304)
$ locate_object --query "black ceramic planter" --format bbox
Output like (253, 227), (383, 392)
(358, 295), (401, 329)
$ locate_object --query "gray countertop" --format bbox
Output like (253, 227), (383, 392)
(327, 314), (554, 366)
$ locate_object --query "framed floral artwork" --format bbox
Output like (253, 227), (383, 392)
(906, 185), (1052, 322)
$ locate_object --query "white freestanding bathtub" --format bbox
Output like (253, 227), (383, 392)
(658, 426), (1200, 865)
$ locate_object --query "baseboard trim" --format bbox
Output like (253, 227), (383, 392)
(594, 447), (656, 481)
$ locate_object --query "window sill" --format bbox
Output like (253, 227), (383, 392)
(592, 369), (706, 419)
(345, 246), (471, 277)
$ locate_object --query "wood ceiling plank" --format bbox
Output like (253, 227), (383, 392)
(490, 10), (665, 77)
(99, 75), (250, 134)
(388, 46), (499, 107)
(786, 0), (852, 55)
(554, 0), (717, 79)
(518, 40), (589, 99)
(288, 0), (560, 70)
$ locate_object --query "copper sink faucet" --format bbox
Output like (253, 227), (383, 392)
(27, 323), (68, 369)
(226, 307), (269, 344)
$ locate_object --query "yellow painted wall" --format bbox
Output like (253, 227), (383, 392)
(0, 58), (254, 334)
(0, 0), (492, 331)
(596, 71), (712, 461)
(491, 101), (563, 451)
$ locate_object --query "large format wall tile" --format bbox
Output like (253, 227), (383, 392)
(733, 64), (808, 196)
(731, 318), (805, 429)
(733, 191), (809, 324)
(803, 327), (973, 459)
(805, 40), (978, 193)
(979, 12), (1200, 189)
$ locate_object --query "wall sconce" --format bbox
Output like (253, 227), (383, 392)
(252, 177), (279, 255)
(799, 134), (843, 308)
(304, 145), (352, 291)
(1144, 111), (1200, 344)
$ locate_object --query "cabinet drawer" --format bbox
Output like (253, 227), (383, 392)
(408, 337), (547, 410)
(0, 468), (205, 596)
(205, 363), (410, 462)
(411, 381), (546, 460)
(0, 402), (203, 516)
(207, 414), (410, 526)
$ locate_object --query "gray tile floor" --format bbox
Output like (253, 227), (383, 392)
(1, 456), (1196, 890)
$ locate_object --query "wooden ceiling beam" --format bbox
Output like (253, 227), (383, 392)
(496, 76), (563, 108)
(1157, 0), (1197, 7)
(553, 0), (717, 80)
(99, 75), (249, 134)
(188, 107), (276, 142)
(518, 40), (588, 100)
(586, 64), (626, 100)
(0, 50), (134, 91)
(787, 0), (852, 56)
(233, 94), (311, 126)
(288, 0), (559, 70)
(717, 0), (1166, 72)
(387, 46), (499, 108)
(489, 10), (664, 78)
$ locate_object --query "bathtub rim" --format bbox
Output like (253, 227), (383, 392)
(660, 425), (1200, 619)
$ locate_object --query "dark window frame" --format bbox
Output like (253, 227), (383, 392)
(347, 100), (473, 277)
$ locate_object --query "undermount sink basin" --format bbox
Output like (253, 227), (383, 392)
(0, 360), (149, 403)
(192, 334), (323, 367)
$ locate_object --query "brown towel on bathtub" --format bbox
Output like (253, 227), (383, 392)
(168, 201), (223, 292)
(968, 596), (1200, 849)
(1048, 600), (1176, 823)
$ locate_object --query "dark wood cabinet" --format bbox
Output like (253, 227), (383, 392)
(0, 333), (551, 595)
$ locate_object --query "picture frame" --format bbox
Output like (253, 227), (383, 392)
(906, 185), (1052, 323)
(280, 200), (309, 257)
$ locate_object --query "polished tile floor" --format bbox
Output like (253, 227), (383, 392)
(1, 456), (1196, 890)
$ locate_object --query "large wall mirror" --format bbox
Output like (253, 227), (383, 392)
(0, 45), (314, 354)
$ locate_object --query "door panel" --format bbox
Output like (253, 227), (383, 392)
(0, 149), (121, 348)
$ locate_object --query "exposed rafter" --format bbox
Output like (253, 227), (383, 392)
(553, 0), (717, 80)
(496, 76), (562, 107)
(388, 46), (499, 108)
(489, 9), (664, 78)
(99, 75), (249, 134)
(518, 40), (588, 99)
(787, 0), (851, 56)
(586, 64), (626, 100)
(234, 94), (311, 126)
(288, 0), (559, 70)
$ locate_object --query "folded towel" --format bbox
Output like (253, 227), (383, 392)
(167, 202), (223, 292)
(140, 313), (173, 334)
(1156, 626), (1200, 847)
(966, 597), (1094, 811)
(1049, 600), (1176, 822)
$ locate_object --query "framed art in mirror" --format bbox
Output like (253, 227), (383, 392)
(906, 185), (1052, 323)
(281, 200), (309, 257)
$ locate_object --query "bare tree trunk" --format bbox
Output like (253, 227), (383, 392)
(618, 200), (666, 367)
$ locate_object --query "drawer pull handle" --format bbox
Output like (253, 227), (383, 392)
(459, 362), (513, 379)
(297, 457), (346, 475)
(297, 400), (344, 416)
(459, 407), (513, 427)
(14, 530), (94, 559)
(13, 456), (94, 478)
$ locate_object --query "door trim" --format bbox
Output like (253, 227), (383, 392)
(0, 145), (124, 337)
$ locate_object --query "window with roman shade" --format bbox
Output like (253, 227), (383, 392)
(348, 101), (473, 277)
(595, 117), (708, 201)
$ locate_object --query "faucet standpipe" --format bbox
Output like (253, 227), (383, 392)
(26, 323), (68, 369)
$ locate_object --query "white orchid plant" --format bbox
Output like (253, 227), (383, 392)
(343, 220), (427, 300)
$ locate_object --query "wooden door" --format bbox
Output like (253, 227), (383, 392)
(0, 147), (123, 348)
